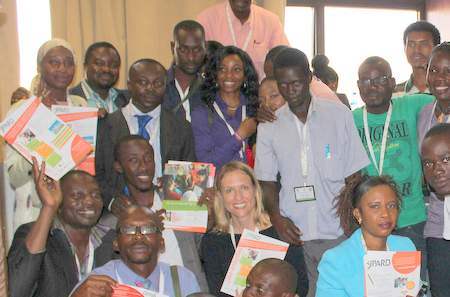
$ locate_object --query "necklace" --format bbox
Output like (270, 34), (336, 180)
(226, 104), (239, 111)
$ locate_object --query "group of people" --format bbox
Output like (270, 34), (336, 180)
(3, 1), (450, 297)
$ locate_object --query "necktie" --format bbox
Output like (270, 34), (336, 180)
(135, 115), (152, 140)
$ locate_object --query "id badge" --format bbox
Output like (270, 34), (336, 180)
(294, 185), (316, 202)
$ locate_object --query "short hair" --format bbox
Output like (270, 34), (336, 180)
(60, 170), (95, 188)
(311, 54), (338, 85)
(252, 258), (298, 293)
(430, 41), (450, 58)
(403, 21), (441, 46)
(83, 41), (121, 66)
(173, 20), (205, 40)
(359, 56), (392, 77)
(113, 134), (152, 161)
(273, 47), (311, 77)
(116, 205), (160, 231)
(423, 123), (450, 144)
(335, 175), (401, 236)
(128, 58), (167, 78)
(213, 161), (270, 233)
(265, 45), (289, 64)
(260, 76), (276, 86)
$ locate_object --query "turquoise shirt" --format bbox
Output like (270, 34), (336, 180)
(317, 228), (416, 297)
(352, 94), (434, 228)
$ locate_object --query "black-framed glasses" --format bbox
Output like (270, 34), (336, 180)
(118, 225), (160, 236)
(357, 76), (391, 87)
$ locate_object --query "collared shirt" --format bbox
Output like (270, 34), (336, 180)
(191, 93), (248, 171)
(81, 79), (119, 113)
(255, 99), (369, 241)
(353, 94), (434, 228)
(75, 260), (200, 297)
(392, 74), (430, 98)
(197, 1), (289, 79)
(52, 218), (110, 280)
(122, 101), (162, 181)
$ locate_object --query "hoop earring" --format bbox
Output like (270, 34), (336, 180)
(243, 82), (247, 89)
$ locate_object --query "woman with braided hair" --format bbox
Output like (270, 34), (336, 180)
(316, 175), (416, 297)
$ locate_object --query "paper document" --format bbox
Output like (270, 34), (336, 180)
(52, 105), (98, 175)
(221, 229), (289, 296)
(112, 284), (168, 297)
(364, 251), (421, 297)
(0, 97), (92, 180)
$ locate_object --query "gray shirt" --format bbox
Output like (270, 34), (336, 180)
(255, 99), (369, 241)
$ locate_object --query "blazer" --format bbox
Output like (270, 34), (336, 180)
(69, 83), (130, 110)
(95, 105), (196, 206)
(8, 222), (115, 297)
(316, 228), (416, 297)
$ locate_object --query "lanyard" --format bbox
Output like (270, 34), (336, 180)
(81, 80), (115, 112)
(174, 79), (191, 122)
(74, 240), (95, 280)
(229, 224), (259, 250)
(116, 265), (165, 294)
(361, 234), (389, 253)
(294, 103), (313, 183)
(213, 101), (246, 159)
(363, 104), (392, 175)
(226, 2), (253, 51)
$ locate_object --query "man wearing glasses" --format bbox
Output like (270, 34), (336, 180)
(352, 56), (434, 280)
(71, 206), (200, 297)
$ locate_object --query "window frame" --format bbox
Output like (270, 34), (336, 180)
(286, 0), (425, 55)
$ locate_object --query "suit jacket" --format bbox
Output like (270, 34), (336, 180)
(95, 105), (196, 206)
(316, 228), (416, 297)
(69, 82), (130, 110)
(8, 222), (115, 297)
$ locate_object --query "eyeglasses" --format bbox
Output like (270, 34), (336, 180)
(357, 76), (391, 87)
(118, 225), (160, 236)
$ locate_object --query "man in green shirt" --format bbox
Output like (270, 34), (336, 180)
(353, 56), (434, 279)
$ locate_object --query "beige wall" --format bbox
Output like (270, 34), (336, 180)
(50, 0), (285, 89)
(426, 0), (450, 41)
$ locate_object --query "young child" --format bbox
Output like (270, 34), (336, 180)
(243, 258), (299, 297)
(258, 78), (286, 112)
(421, 123), (450, 296)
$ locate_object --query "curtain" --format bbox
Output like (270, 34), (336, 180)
(50, 0), (287, 88)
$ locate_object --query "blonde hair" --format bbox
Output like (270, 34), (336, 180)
(213, 161), (271, 233)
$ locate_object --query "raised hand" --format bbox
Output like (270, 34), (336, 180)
(32, 157), (62, 211)
(256, 103), (277, 123)
(71, 275), (117, 297)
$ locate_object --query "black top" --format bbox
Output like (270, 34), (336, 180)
(200, 226), (309, 297)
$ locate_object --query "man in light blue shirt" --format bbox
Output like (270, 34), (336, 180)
(71, 206), (200, 297)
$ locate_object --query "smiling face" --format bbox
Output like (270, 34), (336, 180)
(353, 185), (399, 241)
(259, 79), (285, 111)
(172, 28), (206, 75)
(40, 46), (75, 91)
(85, 46), (120, 91)
(115, 139), (155, 193)
(217, 54), (246, 96)
(219, 169), (256, 221)
(243, 265), (293, 297)
(427, 50), (450, 102)
(114, 208), (164, 266)
(421, 134), (450, 197)
(405, 31), (435, 69)
(59, 173), (103, 229)
(128, 62), (166, 113)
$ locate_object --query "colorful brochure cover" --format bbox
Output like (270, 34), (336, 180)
(161, 161), (215, 233)
(112, 284), (168, 297)
(364, 251), (421, 297)
(0, 97), (93, 180)
(220, 229), (289, 296)
(52, 105), (98, 175)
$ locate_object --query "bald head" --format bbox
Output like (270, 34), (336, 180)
(358, 56), (392, 77)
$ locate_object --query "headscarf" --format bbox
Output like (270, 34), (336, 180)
(30, 38), (76, 95)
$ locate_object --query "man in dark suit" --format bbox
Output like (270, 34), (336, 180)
(8, 161), (114, 297)
(95, 58), (196, 208)
(69, 41), (130, 115)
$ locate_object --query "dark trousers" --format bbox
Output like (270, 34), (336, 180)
(393, 221), (427, 281)
(427, 237), (450, 297)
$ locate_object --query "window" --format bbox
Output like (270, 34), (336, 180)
(285, 1), (422, 108)
(16, 0), (52, 88)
